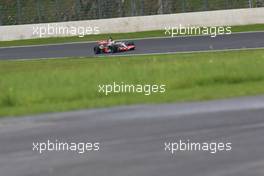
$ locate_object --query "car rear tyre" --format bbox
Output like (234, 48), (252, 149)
(94, 46), (101, 54)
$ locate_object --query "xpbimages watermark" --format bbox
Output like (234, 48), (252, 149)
(32, 139), (100, 154)
(33, 24), (100, 38)
(165, 24), (232, 38)
(98, 82), (166, 96)
(164, 139), (232, 154)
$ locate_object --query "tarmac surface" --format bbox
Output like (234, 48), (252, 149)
(0, 96), (264, 176)
(0, 32), (264, 60)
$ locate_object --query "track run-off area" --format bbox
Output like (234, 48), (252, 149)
(1, 96), (264, 176)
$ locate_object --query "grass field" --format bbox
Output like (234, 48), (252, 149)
(0, 49), (264, 117)
(0, 24), (263, 47)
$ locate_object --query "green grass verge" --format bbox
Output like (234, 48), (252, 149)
(0, 24), (263, 47)
(0, 49), (264, 117)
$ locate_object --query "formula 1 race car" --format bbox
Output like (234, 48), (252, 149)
(94, 39), (135, 54)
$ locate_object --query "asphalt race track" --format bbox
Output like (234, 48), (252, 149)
(1, 96), (264, 176)
(0, 32), (264, 60)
